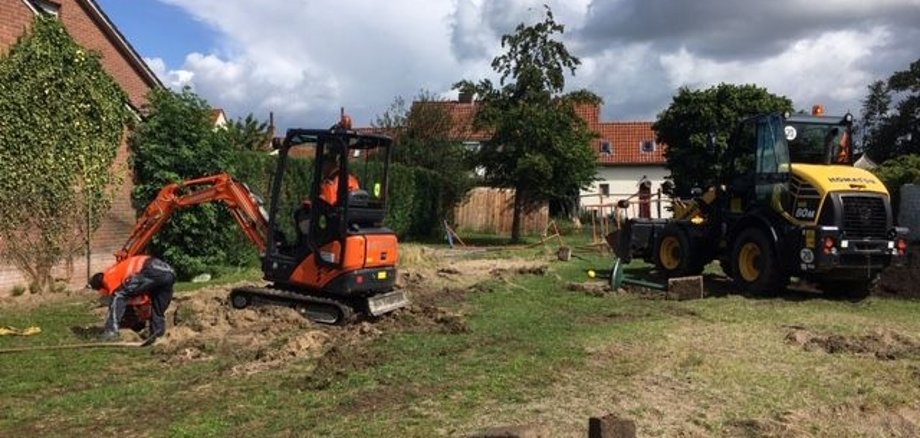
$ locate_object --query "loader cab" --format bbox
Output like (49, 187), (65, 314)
(784, 113), (854, 165)
(723, 113), (791, 214)
(263, 121), (393, 279)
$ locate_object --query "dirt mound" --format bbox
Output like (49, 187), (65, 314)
(145, 250), (540, 374)
(152, 286), (329, 373)
(785, 328), (920, 360)
(380, 304), (470, 334)
(874, 245), (920, 299)
(566, 281), (613, 297)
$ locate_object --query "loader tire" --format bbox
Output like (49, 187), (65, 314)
(730, 228), (786, 294)
(654, 225), (703, 278)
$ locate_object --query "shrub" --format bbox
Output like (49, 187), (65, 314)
(873, 154), (920, 216)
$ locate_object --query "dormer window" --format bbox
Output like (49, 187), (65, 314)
(640, 140), (656, 153)
(601, 140), (612, 155)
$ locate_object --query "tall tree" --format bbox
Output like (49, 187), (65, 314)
(130, 88), (255, 278)
(0, 17), (129, 293)
(453, 6), (599, 242)
(861, 58), (920, 162)
(654, 83), (793, 196)
(374, 90), (474, 235)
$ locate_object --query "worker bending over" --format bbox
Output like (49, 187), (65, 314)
(88, 255), (176, 346)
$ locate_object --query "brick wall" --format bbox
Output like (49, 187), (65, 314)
(0, 0), (156, 293)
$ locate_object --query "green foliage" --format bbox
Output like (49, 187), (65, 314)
(130, 88), (256, 278)
(861, 58), (920, 162)
(0, 17), (129, 292)
(225, 113), (272, 151)
(453, 6), (599, 241)
(654, 83), (793, 196)
(873, 154), (920, 215)
(374, 91), (475, 234)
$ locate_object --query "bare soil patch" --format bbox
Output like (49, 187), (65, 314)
(874, 245), (920, 299)
(785, 328), (920, 360)
(127, 247), (546, 374)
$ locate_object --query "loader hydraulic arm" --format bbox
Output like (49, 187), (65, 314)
(116, 173), (270, 261)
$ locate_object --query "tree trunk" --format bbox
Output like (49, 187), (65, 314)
(511, 188), (525, 243)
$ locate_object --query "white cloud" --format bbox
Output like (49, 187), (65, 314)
(148, 0), (920, 128)
(659, 28), (890, 113)
(144, 56), (193, 88)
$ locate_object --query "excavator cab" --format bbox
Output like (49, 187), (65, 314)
(268, 124), (392, 262)
(243, 117), (406, 323)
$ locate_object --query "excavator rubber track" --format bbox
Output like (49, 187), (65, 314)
(229, 286), (355, 325)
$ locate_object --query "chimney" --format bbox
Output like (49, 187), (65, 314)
(458, 90), (473, 104)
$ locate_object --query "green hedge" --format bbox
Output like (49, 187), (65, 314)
(230, 152), (447, 240)
(131, 149), (452, 279)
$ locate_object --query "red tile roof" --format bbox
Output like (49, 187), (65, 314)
(362, 101), (667, 166)
(411, 101), (493, 141)
(594, 121), (667, 166)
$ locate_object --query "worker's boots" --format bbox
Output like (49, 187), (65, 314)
(141, 316), (167, 347)
(99, 330), (120, 342)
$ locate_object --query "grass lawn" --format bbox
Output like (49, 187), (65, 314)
(1, 244), (919, 436)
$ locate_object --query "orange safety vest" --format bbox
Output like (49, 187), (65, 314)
(836, 130), (852, 164)
(319, 172), (360, 205)
(100, 255), (151, 296)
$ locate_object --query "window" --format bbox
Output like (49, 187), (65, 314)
(601, 140), (612, 155)
(640, 140), (656, 153)
(33, 0), (60, 16)
(599, 183), (610, 196)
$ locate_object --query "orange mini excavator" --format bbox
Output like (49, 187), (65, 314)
(115, 115), (408, 324)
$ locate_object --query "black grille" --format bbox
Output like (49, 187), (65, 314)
(841, 196), (887, 239)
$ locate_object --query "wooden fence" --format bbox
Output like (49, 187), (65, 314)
(453, 187), (548, 235)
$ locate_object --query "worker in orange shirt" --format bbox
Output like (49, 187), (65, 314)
(295, 157), (360, 244)
(88, 255), (176, 346)
(319, 157), (359, 206)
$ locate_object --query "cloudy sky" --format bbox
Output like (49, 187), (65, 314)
(98, 0), (920, 130)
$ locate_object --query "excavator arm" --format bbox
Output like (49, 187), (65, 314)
(116, 173), (270, 261)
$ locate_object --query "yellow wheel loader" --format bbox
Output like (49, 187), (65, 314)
(610, 111), (909, 295)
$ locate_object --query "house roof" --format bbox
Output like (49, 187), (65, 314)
(210, 108), (227, 126)
(416, 100), (667, 166)
(412, 101), (493, 142)
(594, 121), (667, 166)
(18, 0), (164, 108)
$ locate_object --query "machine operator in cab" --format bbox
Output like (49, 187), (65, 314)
(88, 256), (176, 346)
(319, 156), (359, 205)
(296, 156), (360, 241)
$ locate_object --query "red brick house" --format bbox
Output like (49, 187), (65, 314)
(0, 0), (162, 292)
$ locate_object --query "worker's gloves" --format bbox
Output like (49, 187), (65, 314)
(97, 295), (113, 308)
